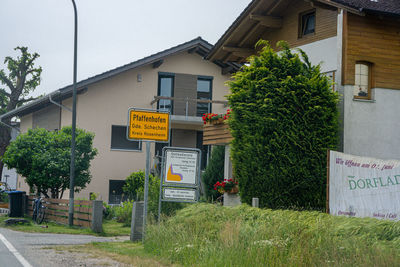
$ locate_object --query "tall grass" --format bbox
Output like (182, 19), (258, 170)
(144, 204), (400, 266)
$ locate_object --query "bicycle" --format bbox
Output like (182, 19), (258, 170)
(32, 196), (46, 224)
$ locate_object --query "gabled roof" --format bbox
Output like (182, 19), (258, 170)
(329, 0), (400, 16)
(207, 0), (400, 63)
(1, 37), (236, 120)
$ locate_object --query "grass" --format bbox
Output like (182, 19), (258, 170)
(4, 204), (400, 266)
(0, 214), (130, 236)
(56, 241), (175, 267)
(142, 203), (400, 267)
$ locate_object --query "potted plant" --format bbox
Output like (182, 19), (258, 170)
(213, 178), (239, 194)
(202, 109), (231, 125)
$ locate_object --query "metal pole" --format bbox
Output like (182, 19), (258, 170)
(158, 151), (164, 223)
(68, 0), (78, 227)
(142, 141), (151, 239)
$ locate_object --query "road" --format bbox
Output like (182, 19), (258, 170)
(0, 227), (127, 267)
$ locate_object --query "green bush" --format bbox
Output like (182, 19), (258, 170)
(201, 146), (225, 200)
(123, 171), (146, 201)
(114, 200), (134, 225)
(0, 191), (9, 203)
(228, 41), (339, 209)
(117, 170), (186, 224)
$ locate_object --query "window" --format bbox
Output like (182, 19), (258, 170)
(354, 62), (372, 99)
(108, 180), (127, 204)
(158, 73), (174, 112)
(197, 77), (212, 117)
(196, 131), (209, 170)
(111, 125), (141, 150)
(299, 10), (315, 38)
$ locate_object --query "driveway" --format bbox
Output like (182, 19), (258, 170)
(0, 227), (128, 267)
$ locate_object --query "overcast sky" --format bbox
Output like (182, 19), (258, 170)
(0, 0), (251, 97)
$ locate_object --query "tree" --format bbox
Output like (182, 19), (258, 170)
(123, 170), (147, 201)
(2, 127), (98, 198)
(0, 47), (42, 178)
(201, 145), (225, 200)
(228, 41), (339, 209)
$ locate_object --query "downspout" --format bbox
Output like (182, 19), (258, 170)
(49, 91), (72, 112)
(0, 116), (20, 133)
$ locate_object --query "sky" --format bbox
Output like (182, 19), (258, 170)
(0, 0), (251, 97)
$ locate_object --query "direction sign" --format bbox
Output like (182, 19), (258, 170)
(127, 108), (170, 142)
(163, 187), (197, 202)
(163, 149), (200, 186)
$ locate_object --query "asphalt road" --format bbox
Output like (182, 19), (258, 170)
(0, 227), (123, 267)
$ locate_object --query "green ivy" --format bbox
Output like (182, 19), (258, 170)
(228, 41), (339, 209)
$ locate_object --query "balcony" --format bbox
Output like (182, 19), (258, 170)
(150, 96), (228, 130)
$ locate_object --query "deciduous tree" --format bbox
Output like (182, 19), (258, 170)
(0, 47), (42, 178)
(2, 127), (97, 198)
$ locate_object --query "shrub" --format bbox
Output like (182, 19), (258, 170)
(119, 170), (186, 223)
(0, 191), (9, 203)
(201, 146), (225, 200)
(228, 41), (339, 209)
(114, 200), (134, 225)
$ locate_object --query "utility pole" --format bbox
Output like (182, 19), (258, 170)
(68, 0), (78, 227)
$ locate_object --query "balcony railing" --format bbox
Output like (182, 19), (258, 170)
(150, 96), (228, 118)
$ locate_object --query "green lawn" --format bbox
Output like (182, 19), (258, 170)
(0, 214), (130, 236)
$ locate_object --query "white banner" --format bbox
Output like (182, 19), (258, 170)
(329, 150), (400, 220)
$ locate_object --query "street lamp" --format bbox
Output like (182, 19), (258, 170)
(68, 0), (78, 227)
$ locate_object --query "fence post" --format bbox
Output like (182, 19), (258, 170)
(91, 200), (103, 233)
(252, 198), (259, 208)
(130, 201), (144, 242)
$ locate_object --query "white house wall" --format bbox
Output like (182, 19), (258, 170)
(56, 51), (230, 201)
(296, 36), (338, 73)
(344, 86), (400, 160)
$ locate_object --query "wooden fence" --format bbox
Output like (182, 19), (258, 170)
(27, 196), (93, 227)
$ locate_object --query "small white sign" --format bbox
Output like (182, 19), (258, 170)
(164, 149), (199, 186)
(163, 188), (196, 201)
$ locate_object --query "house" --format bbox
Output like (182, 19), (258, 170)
(207, 0), (400, 160)
(1, 124), (19, 190)
(0, 37), (238, 203)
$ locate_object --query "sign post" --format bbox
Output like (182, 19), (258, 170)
(158, 147), (201, 221)
(127, 108), (170, 240)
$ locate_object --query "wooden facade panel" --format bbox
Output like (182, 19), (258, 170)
(203, 123), (233, 145)
(262, 1), (337, 49)
(344, 13), (400, 89)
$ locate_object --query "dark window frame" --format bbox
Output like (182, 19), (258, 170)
(111, 125), (142, 151)
(196, 76), (213, 117)
(157, 72), (175, 113)
(299, 9), (316, 38)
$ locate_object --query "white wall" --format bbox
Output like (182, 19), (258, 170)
(1, 127), (19, 190)
(296, 36), (338, 73)
(344, 86), (400, 160)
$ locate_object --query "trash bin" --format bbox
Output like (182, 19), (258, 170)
(7, 191), (26, 217)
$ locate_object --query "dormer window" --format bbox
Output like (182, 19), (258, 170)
(299, 10), (315, 38)
(354, 62), (372, 99)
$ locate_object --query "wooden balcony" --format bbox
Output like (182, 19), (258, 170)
(203, 122), (233, 145)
